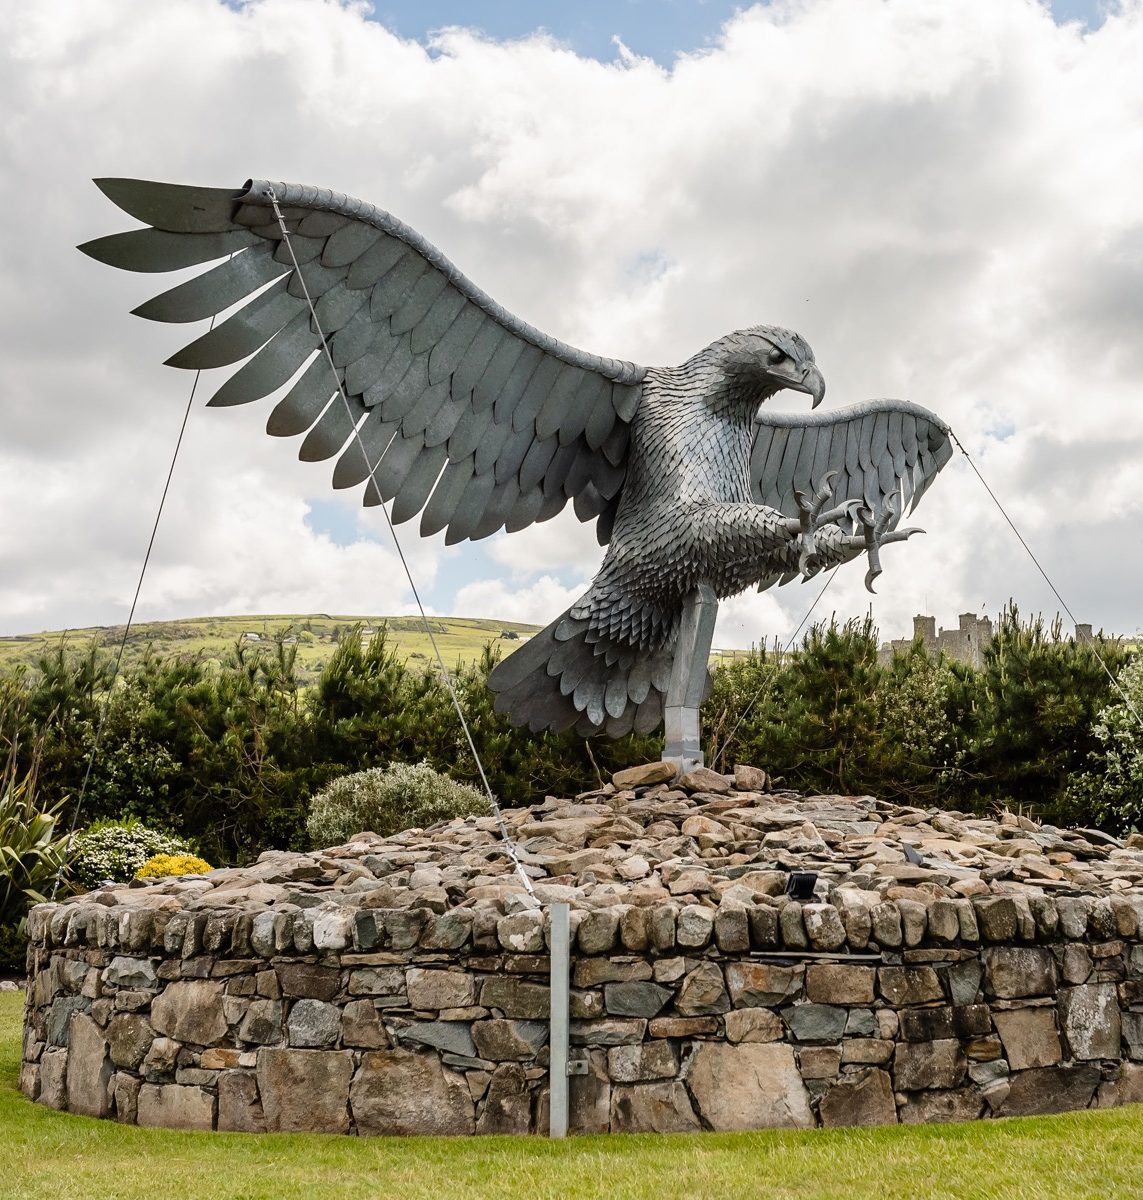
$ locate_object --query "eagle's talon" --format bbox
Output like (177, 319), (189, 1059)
(846, 496), (925, 591)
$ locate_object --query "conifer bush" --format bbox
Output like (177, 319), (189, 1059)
(306, 761), (491, 847)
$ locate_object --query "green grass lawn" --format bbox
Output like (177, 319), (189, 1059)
(4, 993), (1143, 1200)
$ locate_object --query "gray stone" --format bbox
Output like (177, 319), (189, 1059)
(688, 1042), (813, 1131)
(870, 902), (903, 948)
(613, 761), (677, 788)
(998, 1064), (1101, 1116)
(352, 1049), (474, 1136)
(569, 1018), (647, 1046)
(714, 902), (750, 952)
(577, 910), (620, 955)
(65, 1013), (112, 1118)
(347, 966), (405, 997)
(1059, 984), (1121, 1060)
(107, 1012), (154, 1069)
(748, 904), (779, 948)
(840, 1038), (894, 1065)
(257, 1048), (354, 1133)
(476, 1063), (531, 1135)
(899, 1087), (983, 1124)
(610, 1081), (701, 1133)
(217, 1070), (265, 1132)
(726, 962), (801, 1008)
(287, 998), (341, 1048)
(604, 981), (672, 1018)
(38, 1048), (68, 1110)
(779, 902), (808, 948)
(150, 980), (228, 1045)
(112, 1071), (140, 1123)
(844, 1008), (877, 1037)
(946, 959), (983, 1006)
(607, 1041), (678, 1082)
(396, 1020), (477, 1057)
(472, 1019), (548, 1060)
(802, 904), (847, 950)
(878, 966), (942, 1006)
(573, 957), (653, 987)
(818, 1068), (896, 1127)
(805, 964), (875, 1006)
(141, 1036), (180, 1081)
(725, 1008), (783, 1043)
(676, 905), (714, 949)
(47, 995), (88, 1046)
(897, 899), (929, 947)
(478, 976), (550, 1019)
(136, 1083), (215, 1131)
(103, 956), (158, 990)
(984, 947), (1057, 999)
(1122, 1011), (1143, 1060)
(1056, 897), (1094, 940)
(993, 1007), (1062, 1070)
(419, 909), (474, 950)
(975, 897), (1019, 942)
(1061, 944), (1092, 985)
(237, 999), (284, 1044)
(570, 1049), (611, 1134)
(275, 962), (340, 1001)
(786, 1003), (847, 1043)
(893, 1040), (966, 1091)
(676, 961), (730, 1015)
(341, 999), (390, 1049)
(406, 967), (475, 1010)
(497, 911), (545, 953)
(798, 1046), (841, 1079)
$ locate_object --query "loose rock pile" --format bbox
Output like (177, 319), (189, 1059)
(20, 762), (1143, 1135)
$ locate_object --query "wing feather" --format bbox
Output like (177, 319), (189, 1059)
(88, 176), (645, 542)
(752, 399), (954, 578)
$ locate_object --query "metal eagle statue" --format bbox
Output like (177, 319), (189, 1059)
(81, 179), (953, 763)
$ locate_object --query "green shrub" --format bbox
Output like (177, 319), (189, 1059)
(1, 737), (72, 925)
(1066, 655), (1143, 833)
(307, 761), (491, 847)
(0, 921), (27, 974)
(71, 818), (195, 890)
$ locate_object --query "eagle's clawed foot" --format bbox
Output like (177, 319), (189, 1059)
(848, 496), (924, 592)
(788, 471), (862, 576)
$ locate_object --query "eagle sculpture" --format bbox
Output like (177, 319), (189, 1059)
(81, 179), (953, 743)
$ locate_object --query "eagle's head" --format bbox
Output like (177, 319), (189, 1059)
(707, 325), (826, 411)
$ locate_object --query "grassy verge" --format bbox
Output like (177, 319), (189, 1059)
(4, 990), (1143, 1200)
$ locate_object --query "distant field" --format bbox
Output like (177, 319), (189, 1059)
(0, 614), (542, 683)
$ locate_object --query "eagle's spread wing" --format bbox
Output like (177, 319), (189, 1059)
(80, 179), (644, 544)
(751, 398), (953, 588)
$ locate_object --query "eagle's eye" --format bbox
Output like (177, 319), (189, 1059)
(767, 347), (785, 365)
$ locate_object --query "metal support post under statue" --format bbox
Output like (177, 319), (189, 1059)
(662, 583), (718, 776)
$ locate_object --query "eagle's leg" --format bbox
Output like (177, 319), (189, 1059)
(662, 584), (718, 776)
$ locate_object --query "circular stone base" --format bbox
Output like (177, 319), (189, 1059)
(20, 762), (1143, 1133)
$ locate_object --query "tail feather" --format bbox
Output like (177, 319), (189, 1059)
(488, 601), (679, 737)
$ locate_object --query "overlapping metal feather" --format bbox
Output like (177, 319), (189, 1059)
(80, 178), (645, 547)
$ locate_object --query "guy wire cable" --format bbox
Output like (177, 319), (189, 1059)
(267, 190), (537, 900)
(951, 431), (1143, 731)
(51, 319), (214, 899)
(709, 568), (837, 772)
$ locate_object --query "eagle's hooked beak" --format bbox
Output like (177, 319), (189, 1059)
(762, 360), (826, 409)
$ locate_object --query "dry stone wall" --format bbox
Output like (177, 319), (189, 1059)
(20, 764), (1143, 1134)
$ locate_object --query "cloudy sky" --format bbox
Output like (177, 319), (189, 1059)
(2, 0), (1140, 650)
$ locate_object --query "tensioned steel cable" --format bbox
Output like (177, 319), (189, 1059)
(51, 327), (212, 899)
(266, 190), (537, 899)
(950, 432), (1143, 730)
(709, 568), (837, 772)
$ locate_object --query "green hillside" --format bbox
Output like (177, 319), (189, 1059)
(0, 613), (542, 683)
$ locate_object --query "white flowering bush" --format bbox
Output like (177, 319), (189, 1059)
(307, 761), (491, 848)
(71, 819), (195, 890)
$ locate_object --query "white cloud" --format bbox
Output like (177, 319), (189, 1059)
(2, 0), (1143, 649)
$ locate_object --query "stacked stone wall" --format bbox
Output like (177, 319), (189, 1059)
(21, 889), (1143, 1134)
